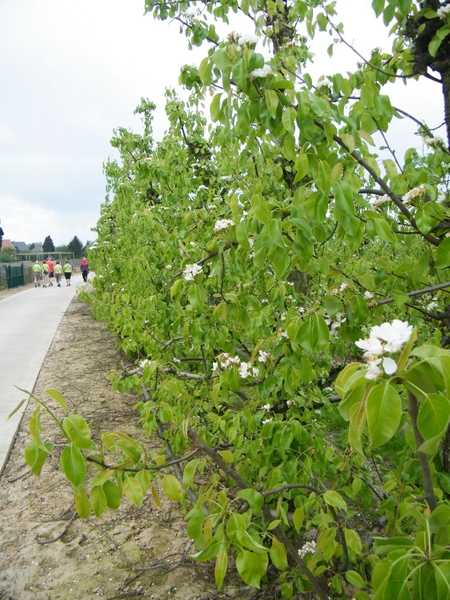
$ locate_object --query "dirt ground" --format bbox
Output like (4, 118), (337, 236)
(0, 288), (255, 600)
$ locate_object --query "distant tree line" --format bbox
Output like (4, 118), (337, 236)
(27, 235), (91, 258)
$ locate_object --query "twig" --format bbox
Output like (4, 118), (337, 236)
(36, 511), (77, 545)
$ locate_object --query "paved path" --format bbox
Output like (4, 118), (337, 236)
(0, 275), (82, 476)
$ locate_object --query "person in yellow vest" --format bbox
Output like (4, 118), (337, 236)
(42, 260), (50, 288)
(54, 260), (63, 287)
(32, 261), (42, 287)
(63, 259), (72, 286)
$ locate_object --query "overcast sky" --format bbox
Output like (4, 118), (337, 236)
(0, 0), (445, 246)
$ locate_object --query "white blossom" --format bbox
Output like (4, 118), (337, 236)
(364, 291), (374, 299)
(262, 418), (272, 425)
(355, 336), (384, 358)
(427, 301), (439, 311)
(298, 541), (316, 558)
(249, 64), (273, 78)
(238, 362), (251, 378)
(339, 282), (348, 292)
(382, 357), (398, 375)
(165, 265), (173, 270)
(237, 33), (259, 46)
(252, 367), (260, 377)
(425, 136), (444, 147)
(183, 263), (203, 281)
(403, 185), (426, 204)
(261, 404), (271, 412)
(370, 320), (413, 353)
(258, 350), (272, 363)
(140, 359), (151, 369)
(217, 353), (241, 369)
(365, 358), (382, 380)
(438, 4), (450, 18)
(213, 219), (235, 233)
(316, 77), (332, 89)
(212, 362), (219, 372)
(369, 195), (389, 210)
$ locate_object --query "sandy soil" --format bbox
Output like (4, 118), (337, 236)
(0, 291), (252, 600)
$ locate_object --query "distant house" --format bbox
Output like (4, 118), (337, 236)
(1, 240), (16, 251)
(30, 244), (43, 253)
(12, 241), (28, 252)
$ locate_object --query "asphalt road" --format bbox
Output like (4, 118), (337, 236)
(0, 275), (81, 476)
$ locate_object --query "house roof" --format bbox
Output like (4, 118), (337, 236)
(1, 239), (15, 249)
(12, 241), (28, 252)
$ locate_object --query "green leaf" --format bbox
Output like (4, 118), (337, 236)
(115, 432), (142, 463)
(183, 458), (200, 489)
(436, 237), (450, 268)
(103, 480), (121, 509)
(345, 570), (366, 588)
(367, 383), (402, 449)
(162, 473), (184, 502)
(215, 550), (228, 590)
(332, 181), (354, 215)
(236, 489), (264, 516)
(123, 476), (144, 507)
(269, 538), (288, 571)
(251, 194), (270, 224)
(265, 90), (279, 119)
(60, 444), (86, 487)
(323, 490), (347, 512)
(293, 507), (304, 531)
(317, 160), (331, 193)
(24, 439), (51, 476)
(236, 550), (269, 588)
(90, 484), (107, 517)
(170, 278), (185, 299)
(210, 93), (223, 122)
(294, 153), (309, 183)
(74, 485), (91, 518)
(417, 393), (450, 441)
(199, 56), (213, 85)
(282, 107), (296, 133)
(232, 58), (248, 92)
(268, 219), (287, 248)
(45, 389), (68, 413)
(63, 414), (92, 449)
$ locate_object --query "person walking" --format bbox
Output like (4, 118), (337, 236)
(42, 260), (50, 287)
(46, 256), (55, 286)
(54, 260), (63, 287)
(63, 259), (72, 286)
(80, 257), (89, 283)
(32, 261), (42, 287)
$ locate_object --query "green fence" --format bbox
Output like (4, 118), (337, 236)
(5, 264), (24, 289)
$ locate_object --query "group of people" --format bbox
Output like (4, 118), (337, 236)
(32, 257), (89, 287)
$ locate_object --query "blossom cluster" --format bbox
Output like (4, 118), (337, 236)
(212, 352), (259, 379)
(438, 4), (450, 18)
(316, 77), (332, 89)
(298, 541), (316, 558)
(183, 263), (203, 281)
(355, 319), (413, 380)
(258, 350), (272, 363)
(425, 136), (444, 147)
(213, 219), (234, 233)
(403, 184), (426, 204)
(249, 64), (273, 78)
(369, 194), (389, 210)
(227, 31), (259, 49)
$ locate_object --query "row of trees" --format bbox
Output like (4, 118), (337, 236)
(24, 1), (450, 599)
(38, 235), (89, 258)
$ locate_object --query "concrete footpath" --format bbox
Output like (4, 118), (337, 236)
(0, 275), (81, 476)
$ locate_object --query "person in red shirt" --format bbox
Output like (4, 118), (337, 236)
(80, 257), (89, 283)
(46, 256), (55, 287)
